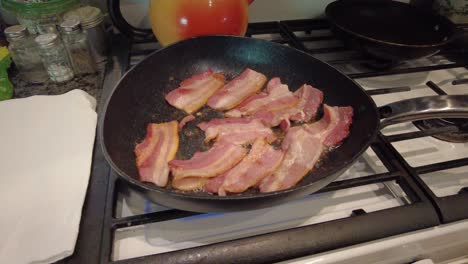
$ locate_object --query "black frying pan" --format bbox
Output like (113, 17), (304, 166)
(326, 0), (457, 61)
(100, 36), (468, 212)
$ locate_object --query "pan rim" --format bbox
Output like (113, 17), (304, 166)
(99, 35), (379, 201)
(325, 0), (456, 48)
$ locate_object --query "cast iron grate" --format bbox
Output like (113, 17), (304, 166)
(88, 19), (468, 264)
(99, 135), (438, 264)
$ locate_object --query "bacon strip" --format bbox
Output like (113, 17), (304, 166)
(169, 142), (247, 190)
(254, 84), (323, 126)
(290, 84), (324, 122)
(203, 171), (229, 194)
(205, 138), (284, 195)
(259, 126), (320, 193)
(225, 77), (294, 117)
(197, 117), (276, 145)
(207, 68), (267, 110)
(322, 106), (353, 147)
(178, 114), (195, 130)
(259, 105), (353, 192)
(279, 119), (291, 132)
(225, 78), (323, 127)
(165, 69), (225, 114)
(171, 177), (209, 191)
(134, 121), (179, 187)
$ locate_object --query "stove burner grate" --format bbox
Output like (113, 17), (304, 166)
(360, 58), (403, 70)
(413, 118), (468, 143)
(74, 20), (468, 264)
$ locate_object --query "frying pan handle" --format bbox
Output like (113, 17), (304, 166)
(378, 95), (468, 128)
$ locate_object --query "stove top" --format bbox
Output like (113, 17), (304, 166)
(63, 19), (468, 264)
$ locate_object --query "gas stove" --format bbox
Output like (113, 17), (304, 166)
(66, 19), (468, 264)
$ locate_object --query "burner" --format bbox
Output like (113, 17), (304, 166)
(360, 59), (403, 70)
(413, 118), (468, 143)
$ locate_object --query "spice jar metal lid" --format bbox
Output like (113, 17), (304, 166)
(4, 25), (28, 41)
(35, 33), (59, 47)
(63, 6), (104, 29)
(60, 18), (81, 33)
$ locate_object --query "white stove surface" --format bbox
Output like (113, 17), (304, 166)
(113, 147), (408, 261)
(280, 218), (468, 264)
(111, 35), (468, 262)
(357, 66), (468, 197)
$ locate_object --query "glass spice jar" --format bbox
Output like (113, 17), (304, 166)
(59, 19), (97, 75)
(34, 33), (74, 83)
(4, 25), (48, 83)
(63, 6), (108, 62)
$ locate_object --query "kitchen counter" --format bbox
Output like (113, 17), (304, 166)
(54, 34), (129, 264)
(12, 63), (105, 102)
(9, 63), (110, 264)
(6, 34), (130, 264)
(6, 65), (109, 263)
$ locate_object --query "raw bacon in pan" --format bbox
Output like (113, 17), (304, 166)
(203, 171), (229, 195)
(165, 69), (225, 114)
(259, 126), (319, 193)
(140, 68), (354, 195)
(197, 117), (276, 145)
(169, 142), (247, 190)
(134, 121), (179, 187)
(253, 83), (323, 126)
(225, 77), (295, 118)
(259, 105), (353, 192)
(204, 138), (284, 195)
(225, 78), (324, 127)
(289, 84), (324, 123)
(171, 176), (209, 191)
(207, 68), (267, 110)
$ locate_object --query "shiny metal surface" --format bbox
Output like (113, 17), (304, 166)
(34, 33), (59, 47)
(4, 25), (28, 41)
(59, 18), (81, 33)
(85, 24), (108, 63)
(64, 6), (108, 62)
(379, 95), (468, 128)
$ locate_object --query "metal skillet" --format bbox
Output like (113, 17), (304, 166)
(325, 0), (458, 61)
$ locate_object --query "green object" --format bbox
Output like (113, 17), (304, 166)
(0, 0), (80, 16)
(0, 0), (81, 34)
(0, 47), (13, 101)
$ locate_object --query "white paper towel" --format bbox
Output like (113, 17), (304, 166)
(0, 90), (98, 264)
